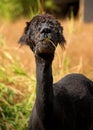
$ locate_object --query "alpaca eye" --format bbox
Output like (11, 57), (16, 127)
(41, 28), (51, 33)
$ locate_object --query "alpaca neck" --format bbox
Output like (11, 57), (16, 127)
(35, 55), (54, 121)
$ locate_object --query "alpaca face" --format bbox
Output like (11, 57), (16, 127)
(19, 14), (65, 56)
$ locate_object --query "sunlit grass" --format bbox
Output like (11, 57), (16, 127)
(0, 35), (36, 130)
(29, 0), (45, 19)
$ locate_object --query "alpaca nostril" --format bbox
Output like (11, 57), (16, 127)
(40, 33), (49, 41)
(40, 28), (51, 34)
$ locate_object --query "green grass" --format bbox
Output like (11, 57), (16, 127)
(0, 0), (61, 21)
(0, 83), (34, 130)
(0, 36), (36, 130)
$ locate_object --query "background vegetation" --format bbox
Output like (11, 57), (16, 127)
(0, 0), (56, 21)
(0, 36), (36, 129)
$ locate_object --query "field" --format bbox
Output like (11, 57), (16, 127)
(0, 17), (93, 129)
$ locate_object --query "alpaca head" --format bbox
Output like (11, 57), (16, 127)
(19, 14), (65, 58)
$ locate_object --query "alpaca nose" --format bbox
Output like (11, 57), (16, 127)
(39, 33), (50, 41)
(40, 28), (51, 34)
(40, 28), (52, 41)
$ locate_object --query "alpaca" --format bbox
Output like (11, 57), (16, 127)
(19, 14), (93, 130)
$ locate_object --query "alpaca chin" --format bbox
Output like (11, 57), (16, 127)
(35, 41), (55, 56)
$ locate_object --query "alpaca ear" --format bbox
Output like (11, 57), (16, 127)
(18, 34), (28, 45)
(59, 34), (66, 49)
(18, 33), (35, 52)
(18, 21), (31, 45)
(18, 34), (35, 51)
(58, 26), (66, 49)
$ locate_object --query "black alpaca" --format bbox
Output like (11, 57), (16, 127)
(19, 14), (93, 130)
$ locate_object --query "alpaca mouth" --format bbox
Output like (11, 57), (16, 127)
(35, 40), (56, 55)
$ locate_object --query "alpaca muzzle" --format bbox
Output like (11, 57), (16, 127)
(35, 40), (55, 55)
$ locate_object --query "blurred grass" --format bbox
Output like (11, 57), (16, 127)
(45, 0), (60, 12)
(0, 0), (23, 21)
(0, 35), (36, 129)
(0, 0), (57, 21)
